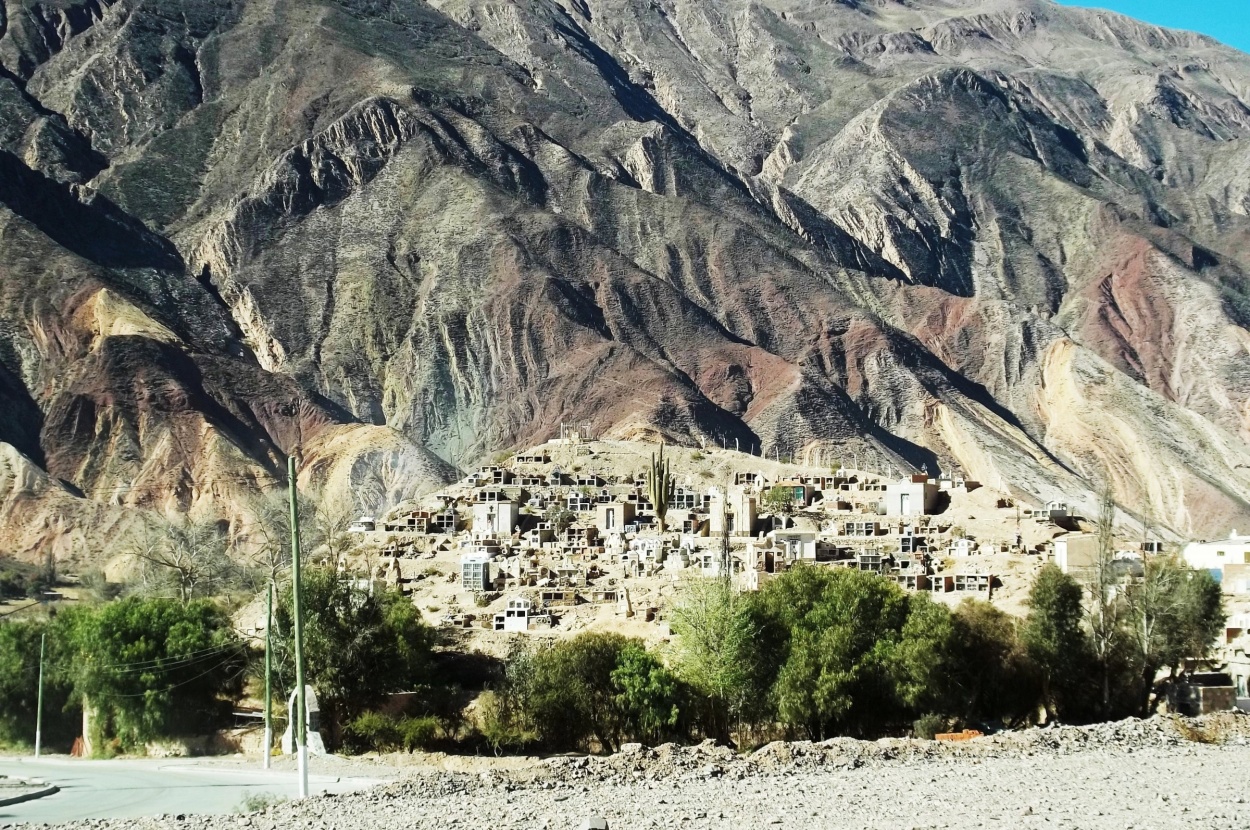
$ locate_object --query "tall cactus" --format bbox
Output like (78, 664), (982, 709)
(648, 443), (671, 532)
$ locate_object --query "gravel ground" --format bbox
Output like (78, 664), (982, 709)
(25, 715), (1250, 830)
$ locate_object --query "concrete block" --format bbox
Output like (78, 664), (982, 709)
(579, 817), (609, 830)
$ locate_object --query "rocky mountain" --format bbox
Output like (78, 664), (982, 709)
(1, 0), (1249, 561)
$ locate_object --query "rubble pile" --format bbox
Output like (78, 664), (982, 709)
(536, 713), (1250, 785)
(42, 714), (1250, 830)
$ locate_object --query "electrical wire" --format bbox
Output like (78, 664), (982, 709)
(0, 599), (42, 618)
(89, 641), (249, 673)
(81, 476), (289, 498)
(87, 650), (252, 701)
(6, 628), (263, 673)
(86, 641), (240, 669)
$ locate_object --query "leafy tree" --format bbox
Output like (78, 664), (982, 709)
(669, 576), (766, 741)
(502, 633), (684, 752)
(543, 503), (576, 534)
(1171, 567), (1225, 664)
(891, 594), (956, 717)
(611, 642), (684, 745)
(1022, 565), (1091, 721)
(58, 597), (245, 749)
(272, 568), (434, 745)
(1124, 557), (1225, 715)
(942, 599), (1040, 726)
(753, 567), (910, 739)
(761, 485), (797, 516)
(1088, 485), (1126, 718)
(0, 620), (75, 748)
(512, 633), (628, 752)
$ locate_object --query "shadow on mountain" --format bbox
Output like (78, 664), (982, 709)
(0, 150), (183, 271)
(0, 357), (46, 468)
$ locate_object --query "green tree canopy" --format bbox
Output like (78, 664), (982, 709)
(669, 576), (768, 741)
(752, 567), (912, 739)
(272, 568), (434, 743)
(1124, 557), (1226, 715)
(58, 597), (245, 748)
(502, 632), (684, 752)
(942, 599), (1040, 726)
(761, 485), (798, 515)
(1022, 564), (1092, 721)
(0, 620), (74, 747)
(890, 593), (956, 716)
(612, 642), (684, 745)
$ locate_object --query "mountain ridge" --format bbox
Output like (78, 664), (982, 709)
(0, 0), (1248, 562)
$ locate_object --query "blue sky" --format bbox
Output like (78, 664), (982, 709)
(1054, 1), (1250, 54)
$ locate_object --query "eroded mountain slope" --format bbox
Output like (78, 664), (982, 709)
(1, 0), (1249, 559)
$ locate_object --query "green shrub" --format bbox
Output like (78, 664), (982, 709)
(913, 714), (947, 740)
(476, 690), (530, 755)
(398, 715), (439, 750)
(345, 711), (401, 751)
(238, 792), (288, 813)
(345, 712), (442, 753)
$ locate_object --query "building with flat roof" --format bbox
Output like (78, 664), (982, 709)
(1184, 533), (1250, 585)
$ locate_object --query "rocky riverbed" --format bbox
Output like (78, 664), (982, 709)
(30, 715), (1250, 830)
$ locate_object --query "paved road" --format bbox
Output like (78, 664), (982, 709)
(0, 756), (382, 824)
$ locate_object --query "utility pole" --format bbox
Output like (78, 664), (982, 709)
(720, 474), (732, 585)
(288, 455), (309, 798)
(263, 580), (273, 771)
(34, 632), (45, 758)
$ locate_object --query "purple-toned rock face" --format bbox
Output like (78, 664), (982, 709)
(1, 0), (1249, 559)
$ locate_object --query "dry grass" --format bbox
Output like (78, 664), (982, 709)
(1172, 716), (1230, 745)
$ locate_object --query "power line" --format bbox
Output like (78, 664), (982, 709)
(8, 471), (293, 501)
(91, 642), (250, 674)
(86, 641), (242, 670)
(81, 476), (288, 498)
(0, 600), (43, 618)
(87, 650), (250, 701)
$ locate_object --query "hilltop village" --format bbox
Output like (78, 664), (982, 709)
(338, 436), (1171, 654)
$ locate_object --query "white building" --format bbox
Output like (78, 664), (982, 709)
(708, 485), (758, 536)
(460, 552), (493, 591)
(949, 537), (975, 557)
(472, 499), (519, 536)
(1183, 532), (1250, 581)
(769, 529), (817, 561)
(881, 477), (939, 517)
(495, 597), (532, 632)
(348, 516), (376, 533)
